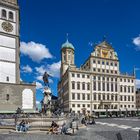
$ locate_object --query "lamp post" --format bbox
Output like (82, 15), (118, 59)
(119, 108), (121, 118)
(105, 105), (108, 118)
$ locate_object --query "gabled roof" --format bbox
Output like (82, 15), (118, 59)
(96, 40), (114, 50)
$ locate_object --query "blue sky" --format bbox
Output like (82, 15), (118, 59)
(18, 0), (140, 103)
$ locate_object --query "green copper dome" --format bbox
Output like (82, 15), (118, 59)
(61, 39), (75, 50)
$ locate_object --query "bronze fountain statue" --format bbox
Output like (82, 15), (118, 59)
(42, 72), (52, 116)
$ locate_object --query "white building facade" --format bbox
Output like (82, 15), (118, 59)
(58, 39), (136, 116)
(0, 0), (36, 113)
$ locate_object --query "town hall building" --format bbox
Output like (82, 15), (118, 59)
(58, 39), (136, 116)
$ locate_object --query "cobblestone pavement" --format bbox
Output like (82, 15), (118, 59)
(0, 117), (139, 140)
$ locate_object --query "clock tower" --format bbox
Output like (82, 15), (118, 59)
(0, 0), (36, 113)
(0, 0), (20, 84)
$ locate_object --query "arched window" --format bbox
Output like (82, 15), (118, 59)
(2, 9), (7, 18)
(9, 11), (13, 20)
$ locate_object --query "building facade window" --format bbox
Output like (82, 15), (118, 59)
(82, 74), (85, 78)
(82, 82), (85, 90)
(98, 82), (101, 91)
(6, 76), (9, 82)
(93, 82), (96, 90)
(103, 82), (105, 91)
(132, 96), (134, 101)
(72, 104), (75, 107)
(132, 87), (134, 93)
(72, 82), (75, 89)
(82, 94), (85, 100)
(98, 94), (101, 100)
(103, 94), (105, 100)
(87, 83), (90, 90)
(111, 83), (113, 92)
(107, 83), (109, 91)
(72, 93), (75, 100)
(115, 95), (118, 101)
(120, 95), (122, 101)
(77, 104), (80, 107)
(124, 96), (126, 101)
(87, 94), (90, 100)
(9, 11), (13, 20)
(2, 9), (7, 18)
(124, 86), (126, 92)
(77, 93), (80, 100)
(94, 104), (97, 109)
(77, 74), (80, 78)
(111, 94), (114, 100)
(107, 94), (109, 100)
(128, 96), (130, 101)
(128, 86), (130, 93)
(72, 73), (75, 77)
(77, 82), (80, 90)
(120, 86), (123, 92)
(115, 84), (117, 92)
(6, 94), (9, 101)
(82, 104), (85, 107)
(94, 94), (96, 100)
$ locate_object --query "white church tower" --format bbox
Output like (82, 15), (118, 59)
(0, 0), (20, 84)
(0, 0), (36, 113)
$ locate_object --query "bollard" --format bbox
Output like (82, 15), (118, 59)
(116, 132), (123, 140)
(138, 130), (140, 140)
(72, 121), (77, 134)
(72, 128), (74, 134)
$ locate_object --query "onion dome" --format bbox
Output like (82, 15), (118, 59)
(61, 39), (74, 50)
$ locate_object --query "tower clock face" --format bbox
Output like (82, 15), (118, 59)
(1, 22), (13, 32)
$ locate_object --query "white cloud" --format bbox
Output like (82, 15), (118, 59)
(136, 79), (140, 88)
(35, 66), (46, 75)
(36, 75), (43, 81)
(21, 65), (32, 73)
(47, 61), (61, 78)
(133, 35), (140, 50)
(36, 81), (43, 89)
(20, 41), (53, 62)
(36, 101), (40, 105)
(49, 78), (53, 84)
(35, 61), (61, 78)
